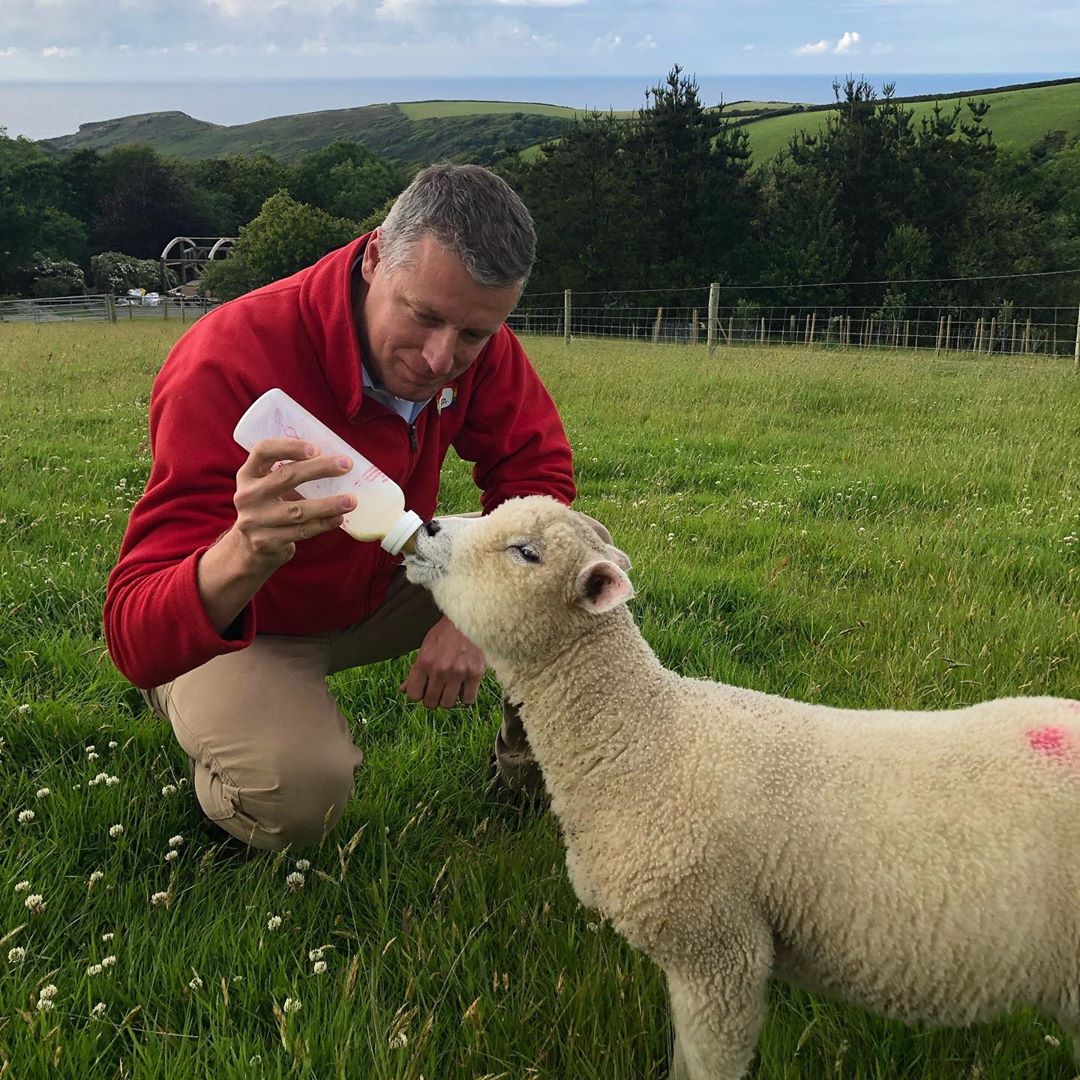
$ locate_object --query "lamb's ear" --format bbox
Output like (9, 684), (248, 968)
(575, 558), (634, 615)
(604, 543), (632, 572)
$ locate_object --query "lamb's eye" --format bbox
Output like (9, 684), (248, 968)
(511, 543), (542, 564)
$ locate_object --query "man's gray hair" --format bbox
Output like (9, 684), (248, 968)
(377, 163), (536, 289)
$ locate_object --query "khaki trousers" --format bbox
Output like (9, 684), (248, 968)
(143, 569), (537, 851)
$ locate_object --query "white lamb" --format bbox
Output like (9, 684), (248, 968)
(404, 495), (1080, 1080)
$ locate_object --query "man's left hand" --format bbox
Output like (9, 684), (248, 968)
(401, 616), (486, 709)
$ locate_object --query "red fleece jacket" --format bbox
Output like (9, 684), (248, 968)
(104, 236), (575, 689)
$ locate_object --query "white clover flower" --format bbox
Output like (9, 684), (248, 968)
(285, 872), (305, 891)
(388, 1031), (408, 1050)
(151, 891), (170, 906)
(8, 947), (26, 964)
(36, 788), (50, 798)
(108, 741), (118, 749)
(87, 752), (99, 762)
(90, 772), (107, 786)
(308, 947), (325, 961)
(105, 776), (119, 787)
(101, 932), (114, 942)
(165, 850), (178, 863)
(283, 997), (301, 1014)
(295, 859), (310, 872)
(312, 960), (327, 975)
(161, 784), (178, 797)
(88, 871), (104, 887)
(91, 1002), (107, 1018)
(14, 880), (30, 892)
(189, 975), (203, 991)
(249, 1055), (262, 1066)
(39, 984), (57, 1000)
(101, 955), (116, 968)
(17, 704), (31, 714)
(25, 894), (45, 914)
(85, 745), (96, 753)
(36, 996), (55, 1012)
(109, 824), (124, 838)
(168, 835), (184, 848)
(18, 810), (35, 825)
(1045, 1034), (1061, 1047)
(88, 963), (103, 976)
(266, 915), (282, 931)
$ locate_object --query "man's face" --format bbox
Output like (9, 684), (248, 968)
(357, 230), (521, 402)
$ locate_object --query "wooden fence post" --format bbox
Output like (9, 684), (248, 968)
(652, 307), (664, 345)
(106, 294), (116, 323)
(1011, 319), (1018, 354)
(903, 320), (910, 349)
(564, 289), (571, 344)
(789, 314), (796, 342)
(760, 317), (766, 346)
(707, 283), (719, 351)
(690, 309), (699, 346)
(1074, 295), (1080, 370)
(987, 318), (996, 355)
(809, 312), (817, 346)
(1023, 318), (1032, 354)
(944, 314), (953, 354)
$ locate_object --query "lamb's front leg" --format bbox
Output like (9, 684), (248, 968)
(666, 930), (772, 1080)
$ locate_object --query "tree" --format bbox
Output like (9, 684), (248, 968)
(199, 190), (359, 301)
(288, 140), (404, 223)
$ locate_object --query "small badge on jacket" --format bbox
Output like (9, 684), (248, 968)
(437, 386), (457, 412)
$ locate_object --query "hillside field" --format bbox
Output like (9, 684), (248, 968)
(2, 320), (1078, 1077)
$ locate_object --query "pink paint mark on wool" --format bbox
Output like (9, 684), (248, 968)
(1027, 726), (1069, 758)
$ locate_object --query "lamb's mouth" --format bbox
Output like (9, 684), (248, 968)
(402, 552), (442, 587)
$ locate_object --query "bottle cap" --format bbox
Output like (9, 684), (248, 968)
(381, 510), (424, 556)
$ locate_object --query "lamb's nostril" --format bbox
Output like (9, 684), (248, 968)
(424, 519), (441, 537)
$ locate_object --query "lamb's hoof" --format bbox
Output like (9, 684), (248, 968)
(487, 752), (550, 816)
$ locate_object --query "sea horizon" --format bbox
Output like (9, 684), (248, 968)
(1, 72), (1073, 142)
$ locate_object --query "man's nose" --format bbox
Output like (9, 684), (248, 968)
(421, 328), (457, 376)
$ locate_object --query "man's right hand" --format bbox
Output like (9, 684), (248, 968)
(232, 437), (357, 570)
(196, 438), (357, 635)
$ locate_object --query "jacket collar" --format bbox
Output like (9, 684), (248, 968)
(297, 233), (371, 422)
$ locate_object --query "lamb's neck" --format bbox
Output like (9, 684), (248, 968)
(496, 609), (675, 764)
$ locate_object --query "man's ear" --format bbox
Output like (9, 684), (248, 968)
(360, 228), (382, 286)
(575, 559), (634, 615)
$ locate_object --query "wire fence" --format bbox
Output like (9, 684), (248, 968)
(511, 288), (1080, 363)
(0, 294), (219, 324)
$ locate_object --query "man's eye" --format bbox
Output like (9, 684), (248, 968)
(512, 544), (542, 564)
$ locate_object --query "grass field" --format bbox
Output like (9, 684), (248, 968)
(1, 323), (1079, 1078)
(741, 79), (1080, 165)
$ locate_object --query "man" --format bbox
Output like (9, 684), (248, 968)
(104, 163), (588, 851)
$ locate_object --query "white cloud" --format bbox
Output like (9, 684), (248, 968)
(794, 38), (828, 56)
(834, 30), (860, 54)
(489, 0), (584, 6)
(636, 33), (656, 50)
(41, 44), (80, 57)
(871, 41), (893, 54)
(590, 32), (621, 53)
(373, 0), (426, 24)
(0, 45), (19, 56)
(741, 43), (755, 51)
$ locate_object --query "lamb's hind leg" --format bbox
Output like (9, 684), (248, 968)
(667, 957), (770, 1080)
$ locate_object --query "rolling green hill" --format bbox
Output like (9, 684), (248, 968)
(38, 102), (572, 165)
(738, 78), (1080, 166)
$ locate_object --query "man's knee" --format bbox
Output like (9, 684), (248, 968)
(195, 744), (362, 852)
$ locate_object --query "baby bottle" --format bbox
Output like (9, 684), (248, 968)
(233, 388), (424, 555)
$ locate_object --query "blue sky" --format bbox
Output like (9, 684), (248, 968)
(0, 0), (1076, 81)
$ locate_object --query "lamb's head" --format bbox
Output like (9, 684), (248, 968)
(404, 496), (633, 669)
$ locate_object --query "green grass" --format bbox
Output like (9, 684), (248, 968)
(397, 101), (587, 121)
(742, 79), (1080, 165)
(2, 323), (1079, 1078)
